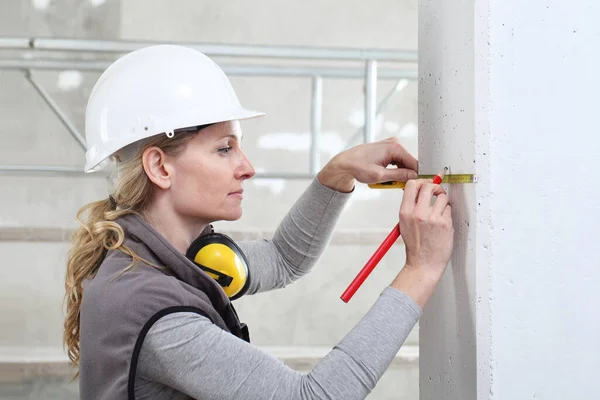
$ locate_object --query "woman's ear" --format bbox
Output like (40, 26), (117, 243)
(142, 147), (172, 189)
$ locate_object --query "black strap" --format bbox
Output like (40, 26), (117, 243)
(194, 263), (234, 287)
(240, 323), (250, 342)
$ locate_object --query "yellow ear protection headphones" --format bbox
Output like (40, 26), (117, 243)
(185, 232), (251, 300)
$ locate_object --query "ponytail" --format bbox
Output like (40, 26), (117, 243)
(64, 197), (125, 367)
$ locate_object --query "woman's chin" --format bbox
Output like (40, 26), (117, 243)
(222, 208), (243, 221)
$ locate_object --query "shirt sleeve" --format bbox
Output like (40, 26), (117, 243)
(238, 177), (353, 295)
(135, 287), (421, 400)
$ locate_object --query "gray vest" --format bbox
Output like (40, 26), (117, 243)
(78, 214), (249, 400)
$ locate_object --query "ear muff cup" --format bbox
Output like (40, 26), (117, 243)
(185, 233), (251, 300)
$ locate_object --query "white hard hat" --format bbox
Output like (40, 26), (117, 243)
(84, 44), (265, 172)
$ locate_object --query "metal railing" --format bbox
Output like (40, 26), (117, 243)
(0, 37), (418, 61)
(0, 37), (418, 178)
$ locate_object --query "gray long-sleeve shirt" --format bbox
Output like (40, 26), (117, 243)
(134, 178), (422, 399)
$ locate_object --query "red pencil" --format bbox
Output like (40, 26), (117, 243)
(340, 167), (448, 303)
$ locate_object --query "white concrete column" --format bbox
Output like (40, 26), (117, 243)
(419, 0), (600, 399)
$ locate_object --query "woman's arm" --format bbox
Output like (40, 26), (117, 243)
(136, 286), (421, 400)
(239, 176), (352, 294)
(239, 138), (419, 295)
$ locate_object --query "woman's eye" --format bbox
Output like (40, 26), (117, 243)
(218, 146), (233, 154)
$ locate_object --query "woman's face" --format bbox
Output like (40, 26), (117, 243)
(167, 120), (255, 223)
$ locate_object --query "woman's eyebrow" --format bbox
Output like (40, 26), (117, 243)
(215, 134), (242, 142)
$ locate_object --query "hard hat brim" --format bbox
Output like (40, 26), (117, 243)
(84, 107), (265, 173)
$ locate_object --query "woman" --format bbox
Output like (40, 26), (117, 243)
(64, 45), (453, 400)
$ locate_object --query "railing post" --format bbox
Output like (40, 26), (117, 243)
(364, 59), (378, 143)
(310, 76), (323, 175)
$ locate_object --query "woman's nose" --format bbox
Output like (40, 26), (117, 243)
(235, 150), (255, 180)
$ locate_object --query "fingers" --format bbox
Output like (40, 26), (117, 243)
(401, 179), (448, 221)
(381, 167), (418, 182)
(415, 182), (447, 210)
(414, 184), (437, 216)
(386, 138), (418, 173)
(442, 204), (453, 224)
(401, 179), (435, 214)
(401, 179), (427, 211)
(432, 193), (450, 215)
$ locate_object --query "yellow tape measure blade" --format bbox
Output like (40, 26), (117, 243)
(418, 174), (477, 184)
(368, 174), (476, 189)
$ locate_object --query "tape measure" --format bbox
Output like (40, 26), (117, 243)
(368, 174), (477, 189)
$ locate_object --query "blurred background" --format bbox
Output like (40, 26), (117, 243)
(0, 1), (419, 398)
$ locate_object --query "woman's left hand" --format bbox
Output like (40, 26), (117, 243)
(317, 137), (418, 193)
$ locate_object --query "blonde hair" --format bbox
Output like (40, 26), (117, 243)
(63, 131), (196, 369)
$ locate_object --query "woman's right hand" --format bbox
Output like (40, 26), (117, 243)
(400, 179), (454, 277)
(391, 179), (454, 307)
